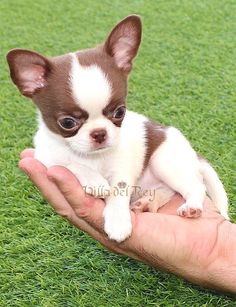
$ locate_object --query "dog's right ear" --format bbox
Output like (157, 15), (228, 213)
(6, 49), (51, 98)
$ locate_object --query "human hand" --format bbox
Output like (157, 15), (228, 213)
(19, 149), (236, 294)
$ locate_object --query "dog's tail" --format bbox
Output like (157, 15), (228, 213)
(200, 159), (229, 220)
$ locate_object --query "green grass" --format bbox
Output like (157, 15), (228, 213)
(0, 0), (236, 305)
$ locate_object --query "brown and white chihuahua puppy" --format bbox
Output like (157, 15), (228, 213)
(7, 15), (229, 242)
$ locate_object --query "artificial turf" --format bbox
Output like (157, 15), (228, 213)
(0, 0), (236, 305)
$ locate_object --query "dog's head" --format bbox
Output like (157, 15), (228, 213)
(7, 15), (142, 154)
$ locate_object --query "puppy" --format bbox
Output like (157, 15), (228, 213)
(7, 15), (229, 242)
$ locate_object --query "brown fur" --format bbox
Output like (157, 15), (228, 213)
(144, 120), (166, 168)
(7, 15), (142, 138)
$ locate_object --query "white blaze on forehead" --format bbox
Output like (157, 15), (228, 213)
(70, 53), (111, 116)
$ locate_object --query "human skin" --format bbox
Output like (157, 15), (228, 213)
(19, 149), (236, 294)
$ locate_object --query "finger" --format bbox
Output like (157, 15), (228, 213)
(19, 158), (125, 251)
(19, 158), (143, 259)
(157, 194), (184, 215)
(20, 148), (35, 159)
(19, 157), (77, 222)
(47, 167), (150, 259)
(47, 166), (105, 231)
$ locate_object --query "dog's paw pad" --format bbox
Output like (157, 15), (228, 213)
(130, 199), (149, 213)
(177, 203), (202, 218)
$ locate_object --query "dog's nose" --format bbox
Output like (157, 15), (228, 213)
(90, 129), (107, 144)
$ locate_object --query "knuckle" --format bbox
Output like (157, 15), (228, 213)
(61, 186), (74, 198)
(74, 207), (89, 218)
(73, 198), (94, 218)
(56, 208), (73, 220)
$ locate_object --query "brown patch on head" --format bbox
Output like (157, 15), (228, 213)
(76, 47), (128, 127)
(73, 14), (142, 126)
(7, 46), (128, 136)
(7, 15), (142, 136)
(7, 49), (89, 137)
(144, 120), (166, 168)
(102, 100), (126, 127)
(33, 54), (89, 137)
(77, 46), (128, 103)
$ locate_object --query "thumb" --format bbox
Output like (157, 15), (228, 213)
(47, 166), (106, 231)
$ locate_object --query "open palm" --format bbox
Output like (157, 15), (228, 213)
(19, 149), (235, 293)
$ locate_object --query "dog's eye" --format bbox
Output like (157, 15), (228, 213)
(58, 116), (78, 130)
(113, 106), (126, 119)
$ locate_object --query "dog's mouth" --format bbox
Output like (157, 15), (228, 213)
(67, 140), (113, 156)
(90, 144), (112, 153)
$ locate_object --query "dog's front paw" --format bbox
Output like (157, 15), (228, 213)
(177, 202), (202, 218)
(103, 205), (132, 242)
(131, 197), (150, 213)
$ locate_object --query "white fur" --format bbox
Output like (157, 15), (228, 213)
(35, 112), (229, 240)
(70, 53), (111, 117)
(149, 127), (206, 216)
(67, 163), (111, 198)
(34, 110), (148, 241)
(12, 17), (228, 242)
(64, 54), (120, 154)
(200, 160), (229, 219)
(103, 194), (132, 242)
(34, 70), (229, 241)
(34, 110), (147, 179)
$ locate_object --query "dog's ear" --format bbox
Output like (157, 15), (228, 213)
(104, 15), (142, 73)
(6, 49), (51, 98)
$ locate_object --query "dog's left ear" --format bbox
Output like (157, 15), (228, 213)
(104, 15), (142, 73)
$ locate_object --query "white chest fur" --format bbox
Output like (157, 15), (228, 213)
(34, 110), (147, 185)
(34, 108), (229, 243)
